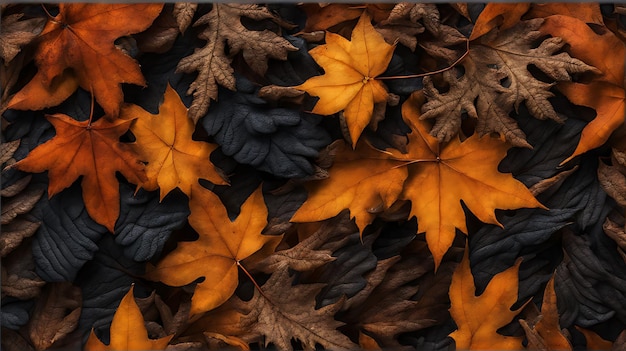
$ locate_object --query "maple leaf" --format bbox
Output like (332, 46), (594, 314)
(124, 84), (226, 200)
(7, 4), (163, 117)
(11, 113), (147, 232)
(422, 18), (599, 148)
(230, 266), (357, 351)
(85, 285), (173, 351)
(449, 247), (528, 349)
(295, 13), (395, 147)
(540, 15), (626, 164)
(145, 186), (281, 315)
(293, 93), (543, 267)
(177, 4), (297, 122)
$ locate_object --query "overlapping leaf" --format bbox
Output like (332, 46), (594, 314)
(422, 18), (599, 147)
(146, 186), (280, 314)
(12, 112), (146, 232)
(8, 4), (163, 117)
(293, 93), (543, 267)
(449, 247), (527, 349)
(125, 84), (226, 200)
(295, 13), (395, 146)
(85, 285), (173, 351)
(177, 3), (297, 122)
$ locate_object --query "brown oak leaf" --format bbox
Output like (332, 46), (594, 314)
(230, 266), (357, 351)
(422, 18), (599, 148)
(177, 4), (297, 122)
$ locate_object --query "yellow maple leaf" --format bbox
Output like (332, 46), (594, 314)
(295, 13), (395, 147)
(85, 286), (172, 351)
(124, 84), (227, 200)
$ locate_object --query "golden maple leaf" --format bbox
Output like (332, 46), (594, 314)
(295, 13), (395, 147)
(145, 186), (281, 315)
(124, 84), (227, 200)
(11, 113), (147, 232)
(292, 92), (544, 267)
(85, 285), (173, 351)
(449, 247), (528, 350)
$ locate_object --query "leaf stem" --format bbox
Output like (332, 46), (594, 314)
(236, 261), (270, 301)
(377, 39), (470, 80)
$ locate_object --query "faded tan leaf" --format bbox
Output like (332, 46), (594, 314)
(234, 266), (357, 351)
(0, 13), (45, 63)
(0, 140), (19, 164)
(28, 282), (81, 351)
(0, 218), (40, 257)
(173, 3), (197, 33)
(1, 243), (45, 300)
(422, 18), (599, 147)
(1, 186), (43, 225)
(177, 4), (297, 122)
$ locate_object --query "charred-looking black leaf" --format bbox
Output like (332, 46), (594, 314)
(264, 35), (322, 86)
(556, 215), (626, 328)
(75, 235), (146, 343)
(0, 298), (34, 330)
(115, 182), (189, 262)
(203, 75), (331, 178)
(30, 182), (107, 282)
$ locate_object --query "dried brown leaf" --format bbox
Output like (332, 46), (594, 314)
(173, 3), (197, 33)
(422, 19), (598, 147)
(0, 139), (19, 164)
(28, 282), (81, 351)
(0, 13), (45, 63)
(599, 158), (626, 207)
(1, 186), (44, 225)
(0, 218), (40, 257)
(135, 5), (180, 54)
(178, 4), (297, 122)
(234, 266), (357, 351)
(1, 328), (35, 351)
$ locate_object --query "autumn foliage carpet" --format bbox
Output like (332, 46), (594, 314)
(3, 3), (626, 351)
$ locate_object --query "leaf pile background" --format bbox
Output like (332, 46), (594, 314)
(2, 3), (626, 351)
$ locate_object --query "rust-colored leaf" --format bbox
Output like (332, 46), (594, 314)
(295, 13), (395, 146)
(85, 286), (173, 351)
(12, 113), (147, 232)
(125, 84), (226, 200)
(470, 3), (531, 40)
(449, 247), (527, 349)
(540, 15), (626, 164)
(7, 4), (163, 117)
(576, 327), (614, 350)
(528, 3), (604, 25)
(145, 186), (281, 315)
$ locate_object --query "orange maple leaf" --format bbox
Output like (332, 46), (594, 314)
(8, 4), (163, 117)
(145, 186), (281, 315)
(449, 247), (528, 350)
(11, 113), (147, 232)
(292, 93), (543, 268)
(540, 15), (626, 164)
(124, 84), (227, 200)
(295, 13), (395, 147)
(85, 286), (173, 351)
